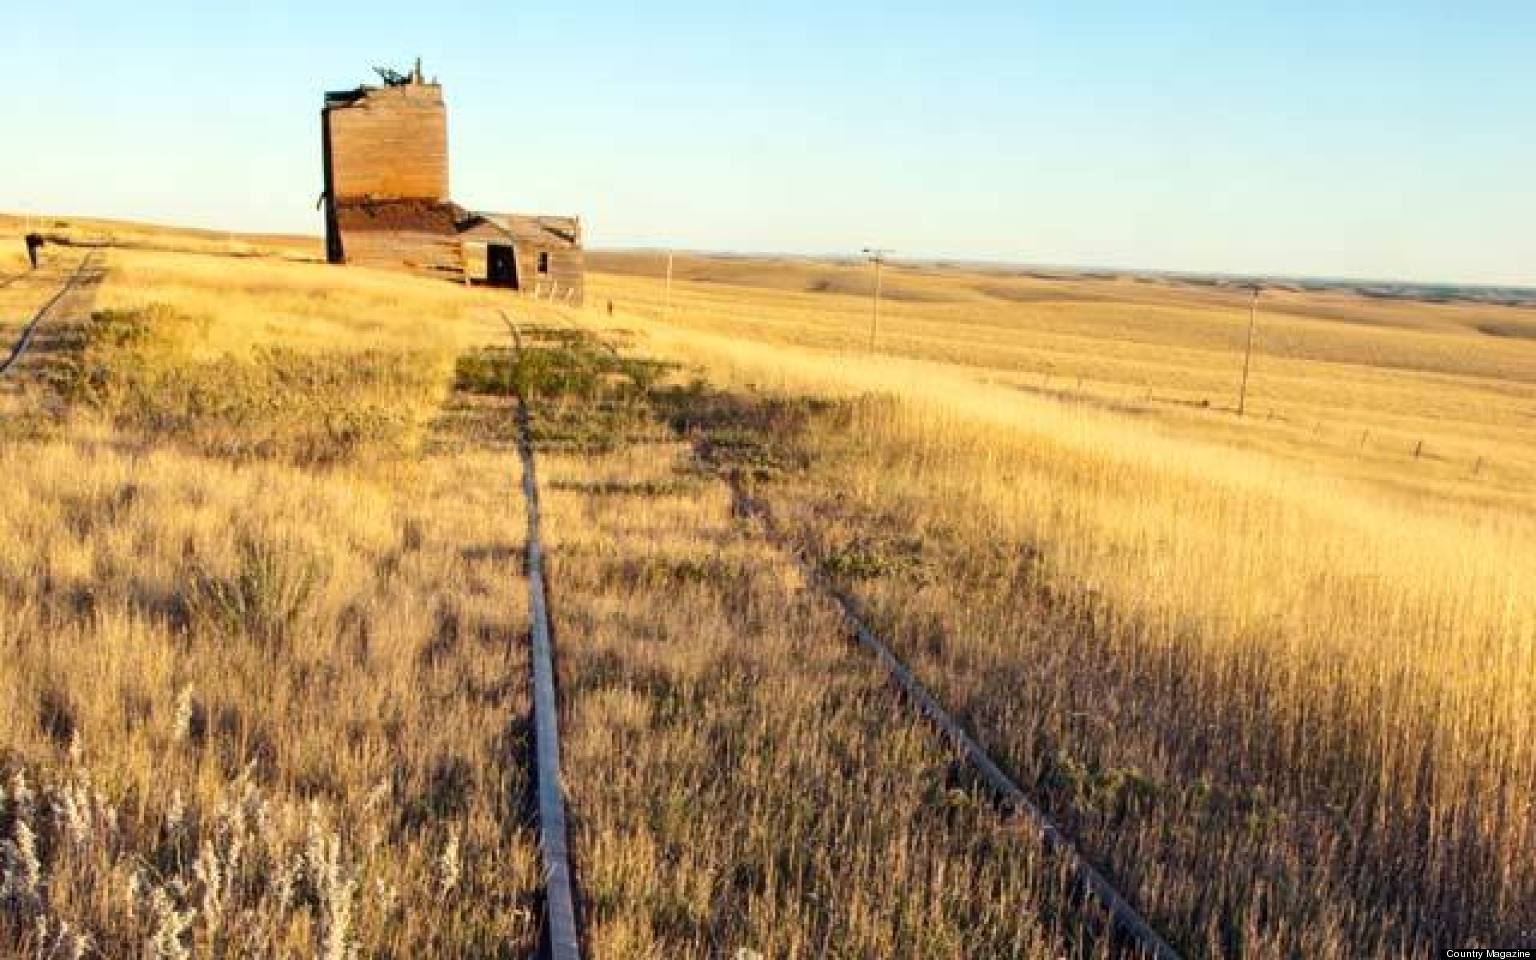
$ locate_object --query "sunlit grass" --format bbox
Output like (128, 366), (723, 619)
(573, 258), (1536, 955)
(2, 221), (1532, 957)
(588, 255), (1536, 513)
(0, 237), (543, 958)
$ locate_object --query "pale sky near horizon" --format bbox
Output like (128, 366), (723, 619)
(4, 2), (1532, 286)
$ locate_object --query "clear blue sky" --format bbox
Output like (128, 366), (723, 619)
(4, 2), (1532, 285)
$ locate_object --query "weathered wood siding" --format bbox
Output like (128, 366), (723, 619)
(324, 85), (448, 202)
(459, 215), (585, 304)
(518, 244), (585, 305)
(340, 229), (463, 279)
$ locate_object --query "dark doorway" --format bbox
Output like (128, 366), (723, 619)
(488, 244), (519, 288)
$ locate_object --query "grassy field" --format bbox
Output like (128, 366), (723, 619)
(579, 253), (1536, 955)
(588, 252), (1536, 513)
(1, 235), (542, 958)
(1, 219), (1533, 957)
(0, 214), (317, 264)
(475, 330), (1115, 957)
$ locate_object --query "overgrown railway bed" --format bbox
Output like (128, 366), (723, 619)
(506, 320), (584, 960)
(0, 251), (103, 377)
(496, 319), (1183, 958)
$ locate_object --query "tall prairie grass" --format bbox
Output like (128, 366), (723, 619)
(572, 269), (1536, 955)
(66, 303), (450, 464)
(0, 241), (544, 957)
(3, 221), (1532, 956)
(0, 438), (541, 957)
(589, 259), (1536, 514)
(541, 438), (1113, 958)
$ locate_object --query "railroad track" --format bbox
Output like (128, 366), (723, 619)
(505, 316), (584, 960)
(0, 252), (102, 377)
(724, 474), (1185, 960)
(503, 313), (1181, 958)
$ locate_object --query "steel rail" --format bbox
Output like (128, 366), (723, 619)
(724, 473), (1186, 960)
(504, 314), (584, 960)
(0, 253), (100, 377)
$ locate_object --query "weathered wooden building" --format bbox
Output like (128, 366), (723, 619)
(321, 64), (584, 302)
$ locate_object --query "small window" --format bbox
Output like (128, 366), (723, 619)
(537, 252), (551, 275)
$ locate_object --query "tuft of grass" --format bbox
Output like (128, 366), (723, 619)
(188, 536), (325, 650)
(820, 535), (928, 582)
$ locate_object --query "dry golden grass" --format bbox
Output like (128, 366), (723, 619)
(0, 213), (320, 263)
(588, 253), (1536, 514)
(0, 437), (539, 957)
(570, 254), (1536, 955)
(0, 231), (544, 958)
(541, 438), (1105, 958)
(3, 217), (1533, 957)
(446, 326), (1135, 957)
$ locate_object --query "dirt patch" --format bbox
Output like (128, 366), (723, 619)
(1476, 320), (1536, 341)
(803, 276), (957, 303)
(975, 282), (1112, 305)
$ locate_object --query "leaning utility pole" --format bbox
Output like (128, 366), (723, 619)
(663, 250), (674, 321)
(862, 248), (893, 351)
(1237, 284), (1261, 416)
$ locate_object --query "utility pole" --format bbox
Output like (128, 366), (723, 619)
(663, 250), (674, 321)
(862, 248), (892, 351)
(1237, 284), (1261, 416)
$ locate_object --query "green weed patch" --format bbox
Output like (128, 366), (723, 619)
(65, 304), (448, 464)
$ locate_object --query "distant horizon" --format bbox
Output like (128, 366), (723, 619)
(11, 208), (1535, 296)
(595, 245), (1536, 295)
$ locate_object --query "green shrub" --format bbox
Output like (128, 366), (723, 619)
(188, 537), (326, 650)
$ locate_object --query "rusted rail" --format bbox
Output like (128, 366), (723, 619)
(504, 314), (584, 960)
(726, 475), (1186, 960)
(0, 252), (101, 377)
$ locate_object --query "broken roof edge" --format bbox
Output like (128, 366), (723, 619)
(326, 59), (439, 105)
(323, 82), (444, 108)
(470, 212), (583, 246)
(332, 199), (466, 233)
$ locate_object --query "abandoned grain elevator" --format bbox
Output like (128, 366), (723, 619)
(321, 63), (585, 302)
